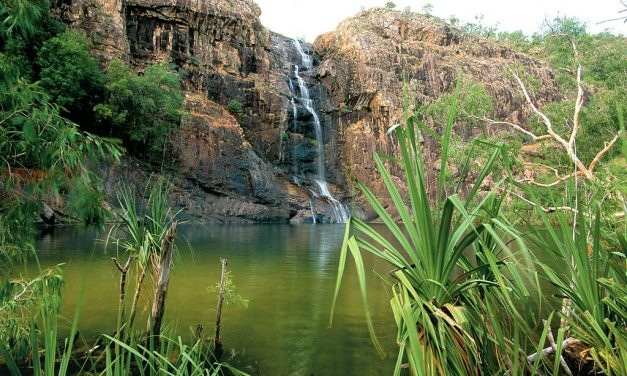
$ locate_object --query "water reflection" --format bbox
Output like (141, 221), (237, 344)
(34, 224), (398, 376)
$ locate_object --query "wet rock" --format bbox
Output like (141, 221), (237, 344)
(289, 210), (316, 224)
(40, 204), (56, 225)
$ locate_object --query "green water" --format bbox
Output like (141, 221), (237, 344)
(34, 224), (398, 375)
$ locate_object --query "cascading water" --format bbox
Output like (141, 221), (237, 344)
(309, 199), (317, 224)
(294, 65), (325, 178)
(290, 38), (349, 223)
(293, 38), (313, 68)
(315, 180), (349, 223)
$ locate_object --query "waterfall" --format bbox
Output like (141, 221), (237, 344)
(288, 97), (297, 173)
(315, 180), (349, 223)
(309, 199), (317, 224)
(293, 39), (313, 69)
(294, 65), (325, 179)
(290, 98), (297, 122)
(291, 38), (349, 224)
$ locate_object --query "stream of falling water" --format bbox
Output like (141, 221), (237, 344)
(291, 39), (349, 223)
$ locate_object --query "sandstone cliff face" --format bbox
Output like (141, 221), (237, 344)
(52, 0), (129, 61)
(53, 2), (561, 223)
(314, 9), (560, 218)
(54, 0), (340, 222)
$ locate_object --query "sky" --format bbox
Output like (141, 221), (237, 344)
(255, 0), (626, 42)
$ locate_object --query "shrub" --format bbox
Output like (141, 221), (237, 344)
(227, 99), (244, 115)
(384, 2), (396, 9)
(1, 15), (64, 82)
(331, 85), (534, 375)
(523, 187), (627, 375)
(425, 80), (493, 128)
(36, 29), (104, 119)
(95, 61), (184, 161)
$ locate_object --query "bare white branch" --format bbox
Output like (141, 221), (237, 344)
(569, 65), (584, 149)
(508, 67), (568, 146)
(473, 116), (552, 142)
(502, 188), (579, 214)
(527, 337), (581, 365)
(588, 130), (623, 173)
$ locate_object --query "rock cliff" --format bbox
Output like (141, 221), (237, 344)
(313, 8), (560, 218)
(52, 2), (560, 223)
(54, 0), (333, 223)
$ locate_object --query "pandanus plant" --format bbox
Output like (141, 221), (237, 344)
(330, 85), (535, 375)
(107, 179), (179, 338)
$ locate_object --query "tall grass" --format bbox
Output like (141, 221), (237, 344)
(330, 77), (626, 375)
(1, 300), (249, 376)
(330, 86), (537, 375)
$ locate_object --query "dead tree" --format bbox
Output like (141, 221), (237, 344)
(480, 64), (622, 187)
(146, 221), (178, 350)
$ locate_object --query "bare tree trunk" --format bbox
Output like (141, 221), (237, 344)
(146, 221), (178, 350)
(214, 258), (228, 358)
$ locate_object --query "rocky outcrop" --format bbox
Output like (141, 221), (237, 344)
(314, 9), (560, 218)
(54, 0), (337, 222)
(52, 0), (129, 61)
(53, 2), (561, 223)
